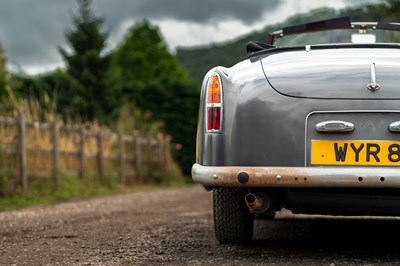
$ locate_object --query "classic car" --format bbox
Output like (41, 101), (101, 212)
(191, 16), (400, 244)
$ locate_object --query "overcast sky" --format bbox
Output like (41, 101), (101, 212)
(0, 0), (379, 75)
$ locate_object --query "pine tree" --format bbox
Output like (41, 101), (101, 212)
(112, 21), (200, 175)
(59, 0), (115, 122)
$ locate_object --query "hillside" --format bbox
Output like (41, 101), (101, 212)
(176, 4), (386, 85)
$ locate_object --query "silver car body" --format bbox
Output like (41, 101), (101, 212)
(192, 18), (400, 245)
(193, 46), (400, 189)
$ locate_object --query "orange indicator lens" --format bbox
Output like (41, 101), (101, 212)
(207, 74), (221, 104)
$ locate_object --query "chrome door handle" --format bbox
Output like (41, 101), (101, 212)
(315, 120), (355, 133)
(389, 121), (400, 132)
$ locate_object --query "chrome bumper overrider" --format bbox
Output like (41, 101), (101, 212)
(192, 163), (400, 188)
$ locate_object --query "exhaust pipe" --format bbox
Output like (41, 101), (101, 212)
(245, 193), (270, 213)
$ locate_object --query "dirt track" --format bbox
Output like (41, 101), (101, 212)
(1, 185), (400, 265)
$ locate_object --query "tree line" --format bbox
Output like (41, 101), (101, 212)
(0, 0), (199, 176)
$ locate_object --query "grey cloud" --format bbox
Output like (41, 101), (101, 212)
(343, 0), (380, 6)
(0, 0), (282, 71)
(97, 0), (281, 26)
(0, 0), (379, 73)
(0, 1), (72, 68)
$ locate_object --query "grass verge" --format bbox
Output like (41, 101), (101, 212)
(0, 169), (190, 212)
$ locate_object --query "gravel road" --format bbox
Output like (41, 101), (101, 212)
(1, 185), (400, 265)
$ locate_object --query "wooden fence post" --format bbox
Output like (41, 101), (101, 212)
(157, 134), (164, 171)
(147, 136), (153, 182)
(52, 121), (60, 187)
(17, 113), (27, 191)
(164, 137), (170, 172)
(79, 126), (85, 178)
(135, 136), (142, 184)
(97, 130), (104, 180)
(118, 133), (125, 185)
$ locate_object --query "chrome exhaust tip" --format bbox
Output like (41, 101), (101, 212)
(245, 193), (270, 213)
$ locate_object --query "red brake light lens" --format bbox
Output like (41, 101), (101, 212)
(207, 107), (221, 131)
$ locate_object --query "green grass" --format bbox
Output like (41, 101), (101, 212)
(0, 170), (190, 212)
(0, 197), (51, 211)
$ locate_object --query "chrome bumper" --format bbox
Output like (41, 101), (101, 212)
(191, 163), (400, 188)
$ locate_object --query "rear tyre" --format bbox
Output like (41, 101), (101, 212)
(213, 187), (254, 244)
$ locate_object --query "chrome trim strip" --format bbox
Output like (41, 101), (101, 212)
(389, 121), (400, 132)
(206, 103), (222, 108)
(192, 163), (400, 188)
(315, 120), (354, 132)
(367, 62), (380, 91)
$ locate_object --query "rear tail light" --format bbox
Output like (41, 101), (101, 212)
(206, 73), (222, 133)
(207, 107), (221, 131)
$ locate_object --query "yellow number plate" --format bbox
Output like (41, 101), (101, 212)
(311, 140), (400, 166)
